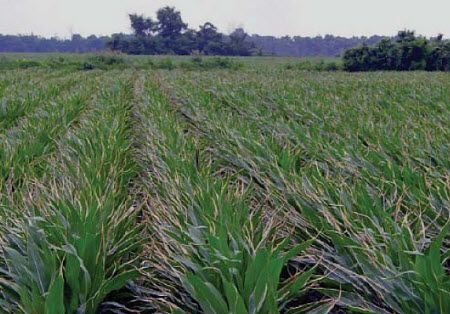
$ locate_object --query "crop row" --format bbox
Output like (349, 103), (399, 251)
(0, 71), (139, 313)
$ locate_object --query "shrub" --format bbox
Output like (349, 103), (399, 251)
(284, 59), (341, 71)
(77, 55), (127, 70)
(323, 61), (340, 71)
(87, 55), (125, 66)
(15, 59), (41, 69)
(156, 58), (175, 70)
(206, 57), (242, 69)
(82, 62), (95, 70)
(343, 30), (450, 71)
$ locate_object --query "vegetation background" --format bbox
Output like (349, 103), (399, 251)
(1, 6), (385, 57)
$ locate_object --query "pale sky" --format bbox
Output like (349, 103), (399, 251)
(1, 0), (449, 38)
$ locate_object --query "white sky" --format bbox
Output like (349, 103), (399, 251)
(0, 0), (449, 38)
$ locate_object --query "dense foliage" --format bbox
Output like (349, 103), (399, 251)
(251, 34), (384, 56)
(343, 30), (450, 71)
(0, 34), (108, 53)
(107, 6), (256, 56)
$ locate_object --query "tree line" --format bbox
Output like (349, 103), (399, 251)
(0, 34), (108, 53)
(1, 32), (382, 57)
(0, 5), (385, 57)
(343, 30), (450, 71)
(250, 34), (384, 57)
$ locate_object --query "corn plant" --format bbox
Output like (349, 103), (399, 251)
(135, 80), (318, 313)
(0, 73), (141, 313)
(158, 69), (450, 313)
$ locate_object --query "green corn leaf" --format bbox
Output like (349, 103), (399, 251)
(44, 267), (65, 314)
(100, 269), (139, 298)
(244, 249), (269, 299)
(283, 239), (315, 263)
(279, 266), (316, 300)
(223, 277), (248, 314)
(183, 273), (228, 314)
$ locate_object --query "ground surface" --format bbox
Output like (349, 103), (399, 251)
(0, 56), (450, 313)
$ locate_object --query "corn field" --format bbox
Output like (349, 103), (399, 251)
(1, 59), (450, 314)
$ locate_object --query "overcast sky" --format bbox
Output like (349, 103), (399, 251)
(1, 0), (449, 38)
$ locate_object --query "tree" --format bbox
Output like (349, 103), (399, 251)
(107, 33), (130, 52)
(129, 14), (155, 37)
(226, 28), (255, 56)
(397, 30), (416, 43)
(156, 6), (187, 39)
(173, 29), (197, 55)
(128, 37), (145, 54)
(427, 41), (450, 71)
(342, 44), (372, 71)
(395, 32), (428, 70)
(70, 34), (83, 52)
(197, 22), (223, 54)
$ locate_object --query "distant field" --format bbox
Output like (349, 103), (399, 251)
(0, 52), (341, 71)
(0, 55), (449, 313)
